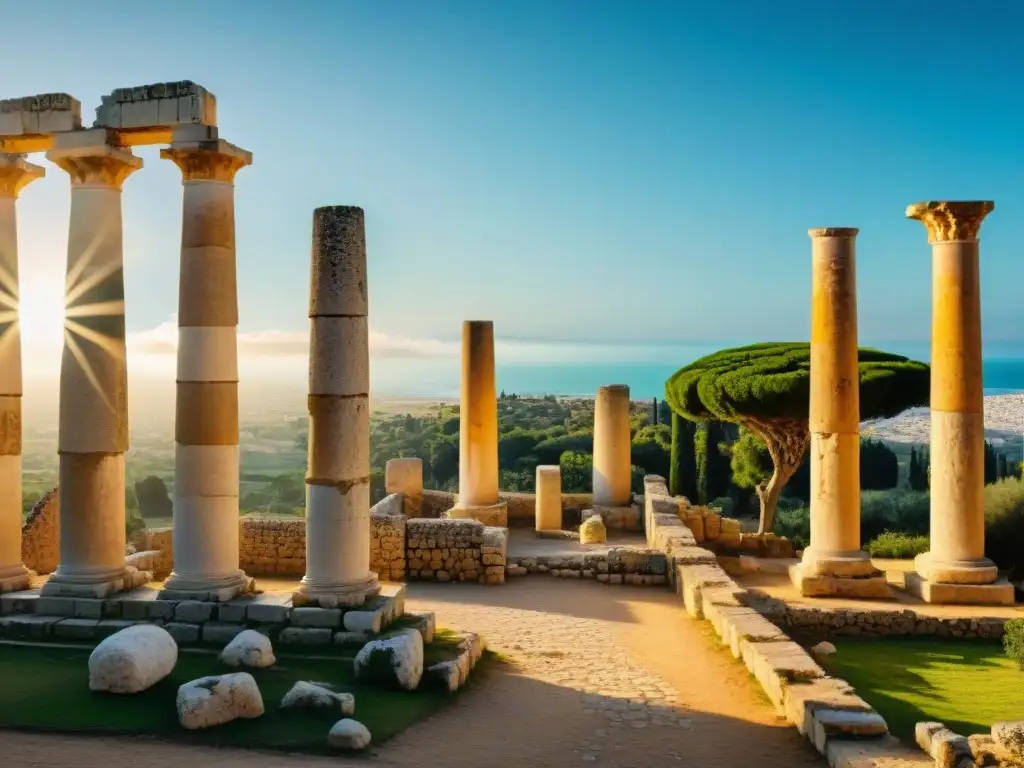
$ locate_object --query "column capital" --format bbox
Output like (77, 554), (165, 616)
(906, 201), (994, 243)
(161, 139), (252, 183)
(808, 227), (858, 239)
(46, 145), (142, 189)
(0, 153), (45, 198)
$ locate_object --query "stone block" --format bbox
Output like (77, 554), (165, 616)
(677, 563), (735, 618)
(73, 599), (105, 619)
(279, 627), (332, 645)
(247, 601), (290, 624)
(96, 619), (140, 639)
(217, 601), (248, 624)
(202, 622), (247, 644)
(672, 546), (717, 566)
(0, 614), (62, 640)
(0, 590), (39, 615)
(146, 599), (177, 620)
(904, 572), (1015, 606)
(164, 622), (201, 644)
(739, 639), (825, 713)
(720, 607), (788, 658)
(290, 607), (342, 628)
(53, 618), (100, 640)
(784, 678), (871, 732)
(790, 564), (892, 600)
(826, 735), (932, 768)
(36, 596), (75, 616)
(343, 606), (383, 634)
(334, 630), (370, 646)
(808, 709), (888, 754)
(174, 601), (214, 623)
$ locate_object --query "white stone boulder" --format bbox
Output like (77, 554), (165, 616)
(354, 628), (424, 690)
(992, 721), (1024, 762)
(426, 660), (461, 692)
(281, 681), (355, 715)
(220, 629), (276, 669)
(176, 672), (265, 730)
(811, 641), (837, 658)
(88, 624), (178, 694)
(328, 718), (372, 750)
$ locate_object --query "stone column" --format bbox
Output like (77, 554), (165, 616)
(592, 384), (632, 507)
(905, 201), (1013, 604)
(535, 465), (562, 532)
(42, 144), (143, 598)
(790, 228), (887, 598)
(386, 457), (423, 516)
(159, 139), (252, 601)
(450, 320), (507, 526)
(0, 154), (43, 593)
(295, 206), (380, 608)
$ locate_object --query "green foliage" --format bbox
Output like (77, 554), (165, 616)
(133, 475), (172, 519)
(559, 450), (592, 493)
(865, 531), (930, 559)
(727, 427), (773, 491)
(860, 439), (899, 491)
(669, 412), (698, 500)
(772, 500), (810, 549)
(908, 447), (930, 491)
(664, 342), (929, 424)
(1003, 619), (1024, 670)
(984, 441), (998, 485)
(694, 421), (730, 504)
(984, 477), (1024, 580)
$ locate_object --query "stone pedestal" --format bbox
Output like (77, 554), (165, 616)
(449, 320), (507, 525)
(386, 457), (423, 516)
(593, 384), (632, 507)
(0, 154), (43, 592)
(904, 201), (1013, 605)
(535, 465), (562, 532)
(294, 206), (380, 608)
(159, 139), (252, 601)
(790, 228), (888, 599)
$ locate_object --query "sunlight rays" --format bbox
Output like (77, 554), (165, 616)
(62, 327), (116, 416)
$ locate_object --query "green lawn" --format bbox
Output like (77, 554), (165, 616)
(822, 638), (1024, 741)
(0, 642), (482, 753)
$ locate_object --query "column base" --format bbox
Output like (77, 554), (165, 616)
(447, 500), (508, 527)
(41, 565), (149, 598)
(292, 573), (381, 609)
(904, 571), (1015, 605)
(592, 503), (642, 532)
(0, 565), (33, 593)
(789, 549), (891, 599)
(158, 570), (253, 602)
(912, 552), (1000, 584)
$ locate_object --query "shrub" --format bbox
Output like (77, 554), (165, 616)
(860, 490), (930, 542)
(865, 531), (930, 559)
(773, 501), (810, 550)
(984, 477), (1024, 580)
(1003, 618), (1024, 670)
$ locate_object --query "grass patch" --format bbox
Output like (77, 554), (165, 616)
(0, 641), (487, 753)
(865, 531), (930, 559)
(821, 637), (1024, 741)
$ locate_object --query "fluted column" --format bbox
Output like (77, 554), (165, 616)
(449, 320), (507, 526)
(42, 145), (142, 598)
(295, 206), (379, 607)
(593, 384), (632, 507)
(159, 139), (252, 601)
(905, 201), (1013, 605)
(790, 228), (887, 598)
(0, 154), (44, 593)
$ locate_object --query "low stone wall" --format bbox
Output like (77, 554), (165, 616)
(131, 528), (173, 579)
(421, 488), (603, 527)
(21, 488), (59, 575)
(370, 494), (407, 582)
(421, 489), (456, 518)
(239, 519), (306, 577)
(506, 548), (668, 585)
(406, 518), (507, 584)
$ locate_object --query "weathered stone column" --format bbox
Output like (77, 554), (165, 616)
(593, 384), (632, 507)
(905, 201), (1013, 604)
(790, 228), (887, 598)
(535, 465), (562, 532)
(386, 457), (423, 516)
(0, 153), (43, 593)
(450, 320), (507, 526)
(295, 206), (380, 607)
(42, 144), (142, 598)
(159, 139), (252, 601)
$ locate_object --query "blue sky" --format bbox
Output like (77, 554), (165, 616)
(3, 0), (1023, 371)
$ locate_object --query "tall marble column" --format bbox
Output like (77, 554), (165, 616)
(0, 153), (43, 593)
(295, 206), (380, 607)
(905, 201), (1013, 604)
(790, 228), (888, 598)
(592, 384), (632, 507)
(159, 139), (252, 601)
(449, 320), (507, 526)
(42, 145), (142, 598)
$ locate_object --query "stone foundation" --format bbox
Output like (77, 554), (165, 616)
(789, 563), (891, 600)
(589, 503), (641, 531)
(370, 494), (407, 582)
(445, 500), (508, 527)
(20, 488), (59, 575)
(406, 518), (507, 584)
(505, 547), (668, 585)
(904, 571), (1015, 606)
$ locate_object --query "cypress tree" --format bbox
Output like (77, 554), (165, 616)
(909, 448), (919, 489)
(651, 398), (659, 426)
(997, 452), (1009, 480)
(670, 412), (698, 501)
(984, 441), (998, 485)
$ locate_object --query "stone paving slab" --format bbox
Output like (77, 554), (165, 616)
(738, 639), (826, 714)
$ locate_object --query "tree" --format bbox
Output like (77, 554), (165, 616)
(134, 475), (173, 520)
(998, 453), (1009, 480)
(695, 421), (730, 503)
(860, 439), (899, 490)
(650, 398), (659, 426)
(908, 446), (930, 491)
(559, 450), (592, 493)
(665, 342), (929, 533)
(728, 427), (774, 494)
(984, 441), (998, 485)
(669, 412), (698, 500)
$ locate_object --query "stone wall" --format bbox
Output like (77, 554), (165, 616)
(506, 548), (668, 585)
(130, 528), (173, 579)
(421, 487), (603, 527)
(370, 493), (406, 582)
(406, 518), (507, 584)
(21, 487), (59, 575)
(239, 519), (306, 577)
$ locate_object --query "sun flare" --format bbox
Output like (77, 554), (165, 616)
(18, 273), (67, 350)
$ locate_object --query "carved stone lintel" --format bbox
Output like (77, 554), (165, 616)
(161, 141), (252, 183)
(46, 145), (142, 189)
(905, 201), (994, 243)
(808, 227), (858, 239)
(0, 153), (45, 197)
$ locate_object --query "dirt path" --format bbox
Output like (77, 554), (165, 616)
(5, 580), (822, 768)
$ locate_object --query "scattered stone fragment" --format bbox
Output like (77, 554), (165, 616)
(811, 641), (836, 658)
(219, 629), (275, 669)
(281, 681), (355, 715)
(353, 628), (424, 690)
(328, 718), (371, 750)
(88, 624), (178, 694)
(176, 672), (264, 730)
(426, 660), (461, 692)
(916, 722), (971, 768)
(580, 514), (607, 545)
(992, 721), (1024, 763)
